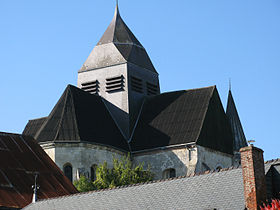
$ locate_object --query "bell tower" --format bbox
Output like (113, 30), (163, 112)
(77, 5), (160, 139)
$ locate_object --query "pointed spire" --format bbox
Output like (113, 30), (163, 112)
(97, 3), (142, 47)
(114, 0), (120, 18)
(226, 89), (247, 152)
(80, 4), (157, 73)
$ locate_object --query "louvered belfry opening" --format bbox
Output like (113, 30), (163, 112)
(81, 80), (99, 95)
(106, 75), (124, 93)
(131, 76), (143, 93)
(146, 82), (158, 96)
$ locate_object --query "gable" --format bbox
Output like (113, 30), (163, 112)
(197, 88), (234, 155)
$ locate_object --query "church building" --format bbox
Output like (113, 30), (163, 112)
(23, 5), (247, 181)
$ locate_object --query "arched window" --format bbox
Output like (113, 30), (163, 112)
(91, 164), (97, 181)
(162, 168), (176, 179)
(63, 163), (73, 182)
(215, 164), (224, 171)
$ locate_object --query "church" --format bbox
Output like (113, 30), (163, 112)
(23, 4), (247, 182)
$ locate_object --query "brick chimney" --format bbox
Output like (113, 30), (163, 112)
(240, 145), (266, 210)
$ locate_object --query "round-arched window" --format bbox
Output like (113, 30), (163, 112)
(63, 163), (73, 182)
(162, 168), (176, 179)
(91, 164), (97, 181)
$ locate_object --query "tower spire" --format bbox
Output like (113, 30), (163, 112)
(115, 0), (119, 16)
(229, 78), (231, 91)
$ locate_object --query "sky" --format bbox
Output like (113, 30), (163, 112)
(0, 0), (279, 160)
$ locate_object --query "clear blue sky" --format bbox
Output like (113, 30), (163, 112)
(0, 1), (279, 160)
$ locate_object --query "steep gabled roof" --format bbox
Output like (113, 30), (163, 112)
(23, 168), (245, 210)
(79, 5), (157, 73)
(130, 86), (234, 154)
(0, 132), (78, 209)
(28, 85), (129, 151)
(226, 90), (247, 152)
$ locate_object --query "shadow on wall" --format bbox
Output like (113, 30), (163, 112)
(133, 148), (192, 180)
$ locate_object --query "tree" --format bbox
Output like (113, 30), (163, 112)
(73, 155), (153, 192)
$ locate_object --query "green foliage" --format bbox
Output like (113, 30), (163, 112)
(73, 175), (94, 192)
(73, 154), (153, 192)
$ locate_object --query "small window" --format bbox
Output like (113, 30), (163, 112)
(215, 164), (223, 170)
(162, 168), (176, 179)
(91, 164), (97, 181)
(146, 82), (158, 96)
(106, 75), (124, 93)
(63, 163), (73, 182)
(81, 80), (99, 95)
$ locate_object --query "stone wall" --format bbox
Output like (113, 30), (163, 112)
(41, 142), (234, 182)
(132, 147), (197, 180)
(133, 145), (234, 180)
(195, 145), (233, 173)
(41, 142), (126, 181)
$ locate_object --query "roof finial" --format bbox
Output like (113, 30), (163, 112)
(114, 0), (120, 16)
(229, 78), (231, 91)
(32, 173), (40, 203)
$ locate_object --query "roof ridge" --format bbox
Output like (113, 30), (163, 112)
(53, 86), (70, 141)
(28, 116), (47, 121)
(0, 131), (22, 136)
(193, 85), (216, 143)
(159, 85), (216, 96)
(265, 158), (280, 164)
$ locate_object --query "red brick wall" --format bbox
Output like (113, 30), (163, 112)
(240, 146), (266, 210)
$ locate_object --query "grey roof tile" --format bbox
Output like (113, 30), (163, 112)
(24, 168), (245, 210)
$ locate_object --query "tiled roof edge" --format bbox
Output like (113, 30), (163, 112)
(0, 132), (22, 136)
(265, 158), (280, 164)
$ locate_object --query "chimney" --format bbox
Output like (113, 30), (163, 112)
(240, 145), (266, 210)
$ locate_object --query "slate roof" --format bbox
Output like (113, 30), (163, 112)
(23, 85), (129, 151)
(131, 86), (234, 154)
(0, 132), (78, 209)
(23, 167), (245, 210)
(226, 90), (247, 152)
(265, 159), (280, 199)
(79, 5), (157, 73)
(265, 159), (280, 174)
(23, 117), (47, 138)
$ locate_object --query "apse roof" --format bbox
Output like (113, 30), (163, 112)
(24, 85), (129, 151)
(79, 5), (157, 73)
(130, 86), (234, 154)
(0, 132), (77, 209)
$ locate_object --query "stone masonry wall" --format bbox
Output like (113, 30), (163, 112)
(133, 147), (197, 180)
(196, 145), (233, 173)
(41, 142), (126, 181)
